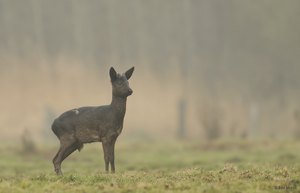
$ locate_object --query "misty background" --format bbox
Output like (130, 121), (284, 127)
(1, 0), (300, 144)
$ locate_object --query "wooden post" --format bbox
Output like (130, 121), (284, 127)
(177, 0), (191, 139)
(178, 98), (187, 139)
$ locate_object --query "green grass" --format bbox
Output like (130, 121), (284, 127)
(0, 139), (300, 193)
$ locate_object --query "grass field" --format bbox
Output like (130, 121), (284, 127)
(0, 139), (299, 193)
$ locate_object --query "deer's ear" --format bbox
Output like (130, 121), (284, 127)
(125, 67), (134, 80)
(109, 67), (117, 82)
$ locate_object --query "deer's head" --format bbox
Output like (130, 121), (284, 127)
(110, 67), (134, 98)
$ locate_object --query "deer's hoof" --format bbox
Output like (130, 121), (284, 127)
(55, 169), (63, 176)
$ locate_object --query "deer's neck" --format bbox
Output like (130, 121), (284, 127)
(111, 95), (127, 118)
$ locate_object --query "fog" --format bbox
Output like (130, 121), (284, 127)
(1, 0), (300, 143)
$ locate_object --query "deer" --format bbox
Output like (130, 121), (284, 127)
(51, 67), (134, 175)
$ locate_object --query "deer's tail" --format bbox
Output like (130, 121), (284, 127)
(51, 120), (60, 139)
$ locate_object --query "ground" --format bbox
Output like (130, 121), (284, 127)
(0, 139), (299, 193)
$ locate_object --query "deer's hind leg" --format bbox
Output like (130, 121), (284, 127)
(53, 135), (77, 175)
(61, 143), (79, 161)
(53, 146), (64, 175)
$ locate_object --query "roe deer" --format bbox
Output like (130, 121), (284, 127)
(51, 67), (134, 175)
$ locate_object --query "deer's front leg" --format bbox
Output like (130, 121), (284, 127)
(102, 142), (110, 173)
(102, 137), (116, 173)
(110, 140), (116, 173)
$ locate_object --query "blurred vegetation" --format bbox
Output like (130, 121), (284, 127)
(0, 0), (300, 141)
(20, 129), (37, 154)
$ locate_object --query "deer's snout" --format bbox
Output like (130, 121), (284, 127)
(128, 88), (133, 95)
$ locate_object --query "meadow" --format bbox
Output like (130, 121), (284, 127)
(0, 139), (299, 193)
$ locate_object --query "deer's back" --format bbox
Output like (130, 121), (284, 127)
(52, 105), (111, 140)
